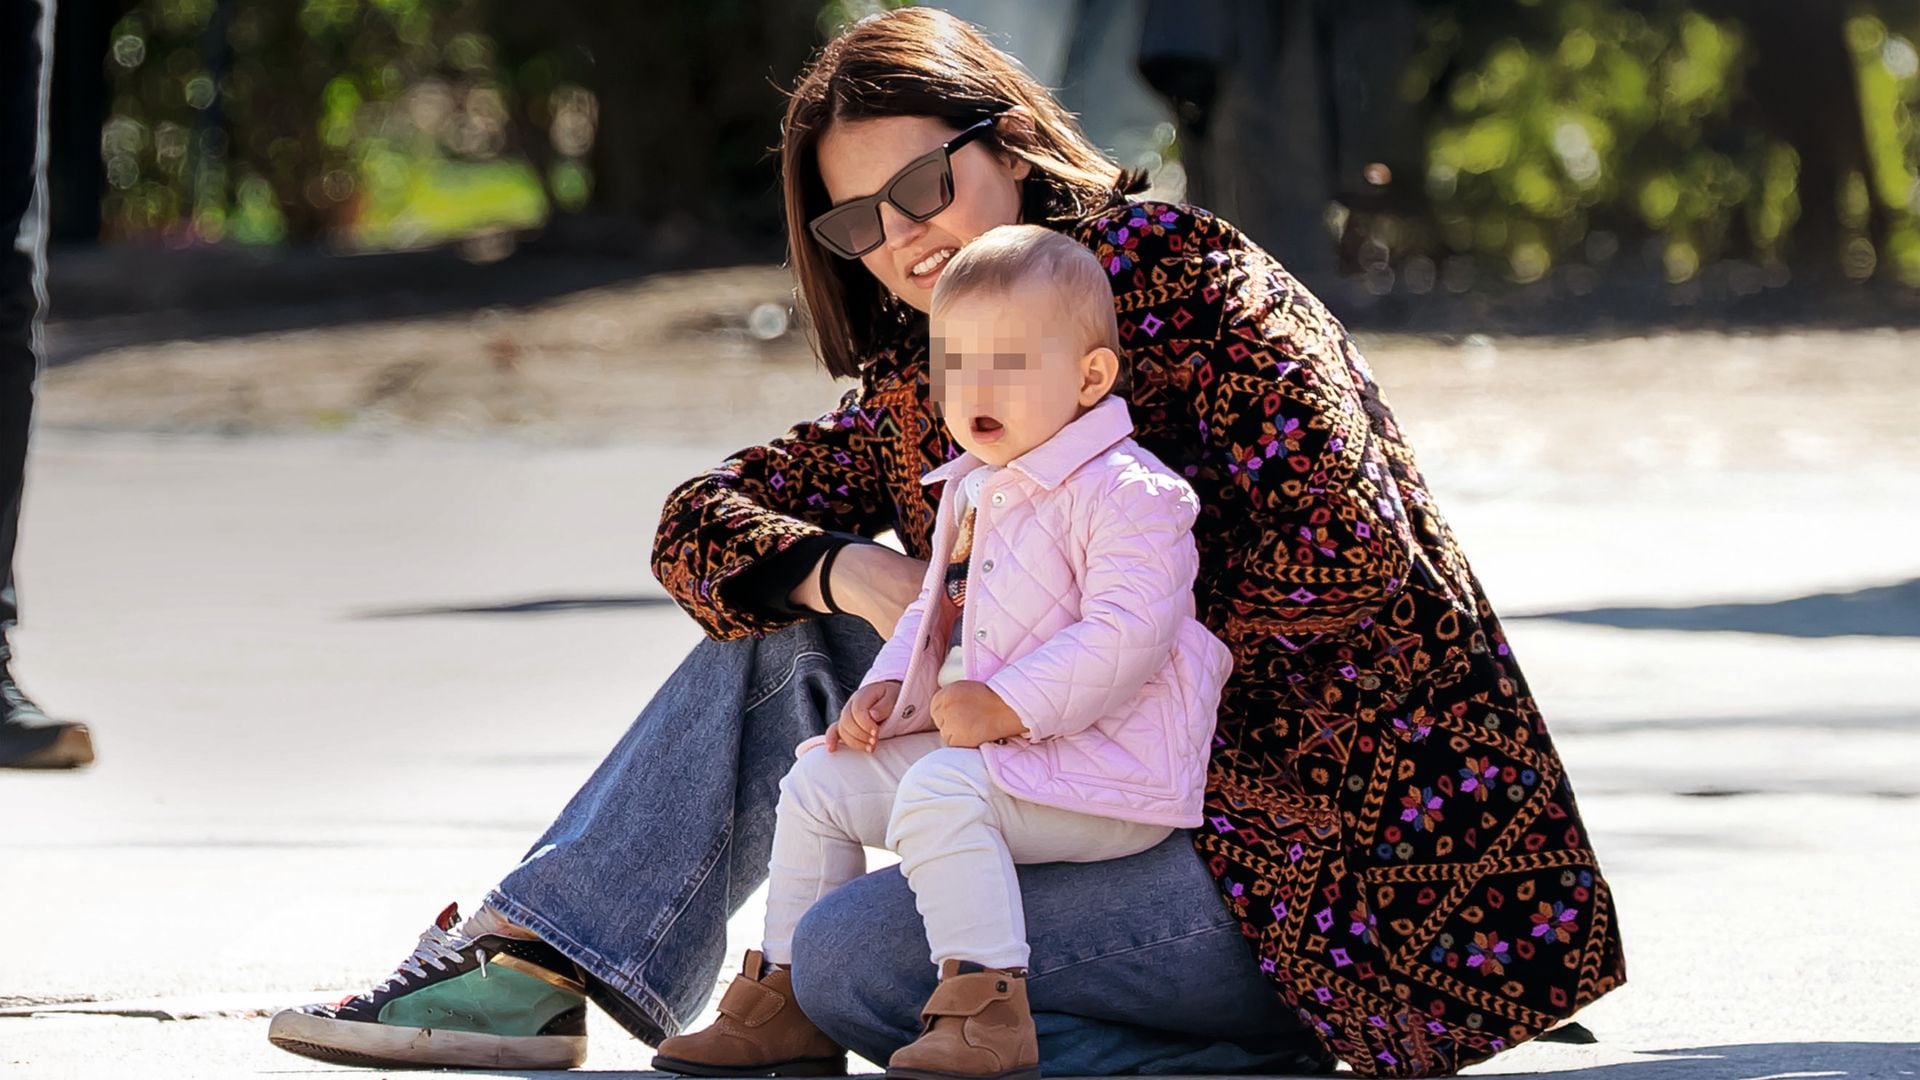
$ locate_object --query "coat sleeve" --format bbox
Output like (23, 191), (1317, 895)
(985, 464), (1201, 743)
(650, 385), (896, 640)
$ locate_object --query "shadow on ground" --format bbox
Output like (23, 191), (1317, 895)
(1550, 709), (1917, 736)
(354, 594), (675, 619)
(356, 1040), (1919, 1078)
(46, 235), (1920, 370)
(1471, 1041), (1919, 1079)
(383, 579), (1920, 634)
(1519, 577), (1920, 638)
(43, 242), (762, 368)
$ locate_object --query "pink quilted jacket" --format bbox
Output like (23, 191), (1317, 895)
(802, 396), (1232, 827)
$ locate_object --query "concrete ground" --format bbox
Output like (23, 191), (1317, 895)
(3, 329), (1919, 1076)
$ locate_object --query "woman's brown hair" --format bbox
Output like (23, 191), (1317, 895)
(778, 6), (1149, 379)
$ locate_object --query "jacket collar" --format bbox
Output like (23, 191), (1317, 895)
(923, 395), (1135, 491)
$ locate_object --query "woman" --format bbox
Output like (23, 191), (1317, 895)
(269, 9), (1623, 1077)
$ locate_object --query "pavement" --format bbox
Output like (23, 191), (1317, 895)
(4, 352), (1919, 1075)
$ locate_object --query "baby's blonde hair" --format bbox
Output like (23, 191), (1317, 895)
(929, 224), (1121, 358)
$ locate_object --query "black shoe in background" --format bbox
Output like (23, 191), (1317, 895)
(0, 643), (92, 769)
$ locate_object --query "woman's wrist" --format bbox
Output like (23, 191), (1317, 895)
(791, 537), (876, 616)
(790, 544), (841, 615)
(816, 543), (851, 615)
(822, 542), (925, 637)
(817, 541), (879, 622)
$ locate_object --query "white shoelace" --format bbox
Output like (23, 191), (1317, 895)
(369, 921), (483, 995)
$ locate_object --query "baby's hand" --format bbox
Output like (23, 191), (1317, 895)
(930, 680), (1025, 748)
(827, 680), (900, 753)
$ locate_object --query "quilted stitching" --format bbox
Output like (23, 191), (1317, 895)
(857, 398), (1227, 834)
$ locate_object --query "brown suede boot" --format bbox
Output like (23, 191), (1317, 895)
(652, 950), (846, 1077)
(886, 961), (1039, 1080)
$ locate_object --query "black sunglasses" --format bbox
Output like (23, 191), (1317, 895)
(808, 115), (1000, 260)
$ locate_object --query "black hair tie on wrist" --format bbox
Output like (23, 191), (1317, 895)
(817, 542), (849, 616)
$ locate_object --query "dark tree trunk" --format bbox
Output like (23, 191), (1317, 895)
(1701, 0), (1889, 278)
(487, 0), (817, 258)
(48, 0), (134, 243)
(1140, 0), (1340, 276)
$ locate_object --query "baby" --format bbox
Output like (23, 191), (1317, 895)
(653, 224), (1231, 1080)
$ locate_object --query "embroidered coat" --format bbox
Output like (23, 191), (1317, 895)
(650, 199), (1626, 1076)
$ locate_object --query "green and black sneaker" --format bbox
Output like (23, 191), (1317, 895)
(268, 903), (589, 1069)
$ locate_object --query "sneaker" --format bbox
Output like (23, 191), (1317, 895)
(0, 644), (93, 770)
(267, 903), (588, 1070)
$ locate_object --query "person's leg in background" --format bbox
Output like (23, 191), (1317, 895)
(0, 0), (93, 770)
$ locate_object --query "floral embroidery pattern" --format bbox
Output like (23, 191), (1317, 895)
(1400, 785), (1445, 832)
(1349, 901), (1380, 945)
(1531, 901), (1580, 944)
(1392, 714), (1433, 743)
(1467, 932), (1513, 975)
(1086, 202), (1180, 275)
(1460, 756), (1500, 801)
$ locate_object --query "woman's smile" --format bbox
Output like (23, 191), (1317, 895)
(908, 246), (959, 288)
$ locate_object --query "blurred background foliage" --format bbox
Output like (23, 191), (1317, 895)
(81, 0), (820, 257)
(50, 0), (1920, 295)
(1410, 0), (1920, 291)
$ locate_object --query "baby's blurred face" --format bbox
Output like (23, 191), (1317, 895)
(931, 290), (1091, 467)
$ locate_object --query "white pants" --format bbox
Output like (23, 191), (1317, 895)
(761, 730), (1174, 970)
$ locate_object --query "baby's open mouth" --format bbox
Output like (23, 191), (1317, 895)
(970, 415), (1004, 437)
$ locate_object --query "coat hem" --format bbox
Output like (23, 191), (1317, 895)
(979, 747), (1202, 829)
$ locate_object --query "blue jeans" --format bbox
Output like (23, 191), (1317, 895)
(488, 616), (1327, 1075)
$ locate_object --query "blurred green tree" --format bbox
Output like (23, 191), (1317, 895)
(1406, 0), (1920, 286)
(65, 0), (1920, 294)
(481, 0), (821, 258)
(95, 0), (517, 246)
(86, 0), (820, 253)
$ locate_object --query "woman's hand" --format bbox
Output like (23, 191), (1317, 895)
(930, 680), (1027, 748)
(827, 680), (900, 753)
(795, 543), (927, 639)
